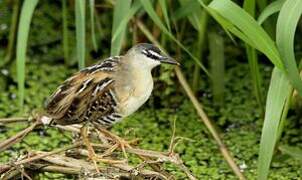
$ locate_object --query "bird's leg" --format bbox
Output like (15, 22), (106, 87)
(81, 125), (128, 165)
(80, 125), (100, 173)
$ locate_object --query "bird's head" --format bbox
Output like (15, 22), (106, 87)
(127, 43), (179, 69)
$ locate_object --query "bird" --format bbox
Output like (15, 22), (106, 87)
(43, 43), (179, 169)
(45, 43), (179, 128)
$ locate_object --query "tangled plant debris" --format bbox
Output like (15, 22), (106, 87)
(0, 116), (196, 180)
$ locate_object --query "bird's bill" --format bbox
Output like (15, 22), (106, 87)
(160, 57), (180, 65)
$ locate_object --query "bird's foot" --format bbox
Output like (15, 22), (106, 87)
(94, 127), (139, 159)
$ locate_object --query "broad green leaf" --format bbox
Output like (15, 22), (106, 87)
(75, 0), (86, 69)
(110, 0), (131, 56)
(258, 68), (292, 180)
(276, 0), (302, 96)
(16, 0), (39, 108)
(89, 0), (98, 51)
(202, 6), (252, 45)
(257, 0), (285, 25)
(204, 0), (283, 70)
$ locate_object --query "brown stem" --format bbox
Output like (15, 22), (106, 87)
(0, 120), (40, 151)
(175, 67), (245, 180)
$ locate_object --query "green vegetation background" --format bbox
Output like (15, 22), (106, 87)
(0, 1), (302, 179)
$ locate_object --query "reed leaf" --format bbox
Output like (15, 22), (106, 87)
(257, 68), (292, 180)
(158, 0), (171, 32)
(256, 0), (268, 11)
(257, 0), (285, 25)
(110, 0), (131, 56)
(258, 2), (302, 179)
(16, 0), (39, 108)
(140, 0), (209, 76)
(203, 0), (283, 70)
(178, 0), (203, 31)
(209, 32), (224, 105)
(89, 0), (98, 51)
(62, 0), (69, 63)
(276, 0), (302, 96)
(75, 0), (86, 69)
(111, 0), (141, 43)
(173, 0), (200, 22)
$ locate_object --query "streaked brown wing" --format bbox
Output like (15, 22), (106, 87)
(46, 56), (122, 125)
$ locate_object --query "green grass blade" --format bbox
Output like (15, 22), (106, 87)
(192, 9), (208, 92)
(276, 0), (302, 96)
(256, 0), (267, 11)
(140, 0), (210, 76)
(158, 0), (171, 32)
(89, 0), (98, 51)
(257, 0), (285, 25)
(62, 0), (69, 63)
(140, 0), (167, 31)
(75, 0), (86, 69)
(173, 0), (200, 22)
(178, 0), (203, 31)
(257, 68), (292, 180)
(110, 0), (131, 56)
(177, 0), (210, 90)
(204, 0), (283, 70)
(246, 45), (264, 112)
(16, 0), (39, 108)
(209, 32), (224, 105)
(243, 0), (264, 113)
(111, 0), (141, 43)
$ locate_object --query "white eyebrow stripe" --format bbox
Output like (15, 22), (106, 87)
(148, 50), (162, 58)
(142, 49), (148, 55)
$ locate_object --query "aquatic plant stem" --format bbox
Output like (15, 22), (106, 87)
(175, 67), (245, 180)
(136, 19), (245, 180)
